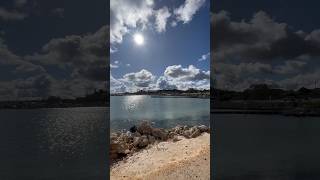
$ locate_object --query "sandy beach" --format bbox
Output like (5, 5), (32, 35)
(110, 133), (210, 180)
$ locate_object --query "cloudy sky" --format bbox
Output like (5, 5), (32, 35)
(0, 0), (108, 100)
(110, 0), (210, 93)
(213, 0), (320, 91)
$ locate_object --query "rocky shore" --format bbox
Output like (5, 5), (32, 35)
(110, 121), (210, 163)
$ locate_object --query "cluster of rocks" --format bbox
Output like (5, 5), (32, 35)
(110, 121), (210, 162)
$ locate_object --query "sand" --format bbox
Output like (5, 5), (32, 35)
(110, 133), (210, 180)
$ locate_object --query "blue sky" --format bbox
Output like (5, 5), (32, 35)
(110, 0), (210, 93)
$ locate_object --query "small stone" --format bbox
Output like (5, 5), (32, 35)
(124, 149), (130, 154)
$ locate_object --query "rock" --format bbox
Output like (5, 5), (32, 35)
(183, 129), (192, 138)
(198, 125), (209, 133)
(148, 135), (156, 144)
(124, 149), (131, 154)
(133, 137), (141, 147)
(137, 121), (153, 135)
(172, 136), (181, 142)
(138, 135), (149, 148)
(129, 125), (137, 133)
(190, 128), (201, 138)
(152, 128), (168, 140)
(173, 126), (183, 134)
(133, 132), (141, 137)
(168, 131), (175, 139)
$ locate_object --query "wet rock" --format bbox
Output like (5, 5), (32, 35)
(137, 121), (153, 135)
(129, 125), (137, 133)
(152, 128), (168, 140)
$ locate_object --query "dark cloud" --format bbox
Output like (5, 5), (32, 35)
(212, 10), (320, 90)
(0, 25), (108, 100)
(212, 11), (320, 62)
(51, 8), (64, 18)
(0, 7), (27, 21)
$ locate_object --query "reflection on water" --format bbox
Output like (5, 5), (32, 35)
(0, 107), (107, 180)
(111, 95), (210, 130)
(215, 114), (320, 180)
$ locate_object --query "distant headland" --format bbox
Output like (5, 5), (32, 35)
(111, 89), (210, 98)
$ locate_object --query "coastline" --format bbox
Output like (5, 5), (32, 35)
(110, 122), (210, 179)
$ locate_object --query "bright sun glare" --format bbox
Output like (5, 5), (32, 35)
(133, 33), (144, 45)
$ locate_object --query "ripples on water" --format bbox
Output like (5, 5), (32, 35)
(0, 107), (107, 179)
(110, 95), (210, 131)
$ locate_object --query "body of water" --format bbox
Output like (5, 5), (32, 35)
(0, 107), (107, 180)
(110, 95), (210, 130)
(214, 114), (320, 180)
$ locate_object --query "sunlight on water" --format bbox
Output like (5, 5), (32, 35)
(111, 95), (210, 130)
(123, 95), (146, 112)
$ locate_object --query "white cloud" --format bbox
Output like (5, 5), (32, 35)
(174, 0), (206, 24)
(110, 0), (154, 44)
(111, 65), (210, 93)
(110, 64), (119, 69)
(164, 65), (209, 81)
(110, 47), (118, 53)
(198, 52), (210, 61)
(171, 21), (177, 27)
(123, 69), (156, 87)
(155, 7), (171, 33)
(126, 64), (131, 67)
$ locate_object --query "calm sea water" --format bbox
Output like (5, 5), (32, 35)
(214, 114), (320, 180)
(0, 107), (107, 180)
(110, 95), (210, 131)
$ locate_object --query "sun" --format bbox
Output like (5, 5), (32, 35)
(133, 33), (144, 46)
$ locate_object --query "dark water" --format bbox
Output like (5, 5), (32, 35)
(214, 114), (320, 180)
(110, 95), (210, 131)
(0, 107), (107, 180)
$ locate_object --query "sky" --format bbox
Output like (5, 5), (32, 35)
(212, 0), (320, 91)
(0, 0), (108, 100)
(110, 0), (210, 93)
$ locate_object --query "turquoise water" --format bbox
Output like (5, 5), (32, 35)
(110, 95), (210, 130)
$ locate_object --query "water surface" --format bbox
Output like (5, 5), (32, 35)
(0, 107), (107, 180)
(214, 114), (320, 180)
(111, 95), (210, 130)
